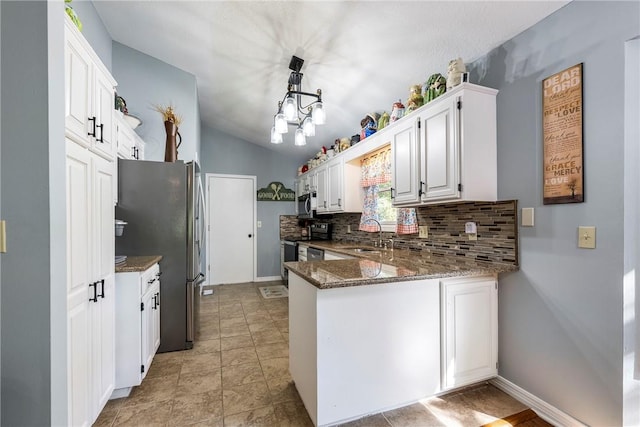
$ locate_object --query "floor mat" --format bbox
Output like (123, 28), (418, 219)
(259, 285), (289, 299)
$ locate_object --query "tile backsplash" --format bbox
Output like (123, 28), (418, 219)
(281, 200), (518, 266)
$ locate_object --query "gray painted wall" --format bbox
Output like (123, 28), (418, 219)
(467, 1), (639, 425)
(112, 42), (200, 163)
(0, 1), (66, 425)
(200, 126), (299, 278)
(69, 0), (112, 71)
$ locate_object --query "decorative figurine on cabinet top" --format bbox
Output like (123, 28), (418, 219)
(378, 111), (390, 130)
(360, 113), (380, 140)
(406, 84), (424, 113)
(446, 58), (467, 90)
(424, 73), (447, 103)
(390, 100), (405, 122)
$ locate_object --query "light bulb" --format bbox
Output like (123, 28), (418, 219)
(294, 128), (306, 146)
(283, 96), (297, 121)
(270, 127), (283, 144)
(274, 113), (288, 134)
(302, 116), (315, 137)
(312, 102), (325, 125)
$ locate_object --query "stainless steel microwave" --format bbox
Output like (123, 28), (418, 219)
(297, 193), (316, 218)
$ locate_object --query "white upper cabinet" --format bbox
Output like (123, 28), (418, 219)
(391, 83), (498, 206)
(64, 18), (117, 161)
(315, 165), (329, 213)
(327, 159), (344, 211)
(390, 118), (420, 204)
(420, 96), (458, 202)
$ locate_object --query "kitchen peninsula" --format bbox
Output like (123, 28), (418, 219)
(285, 243), (517, 426)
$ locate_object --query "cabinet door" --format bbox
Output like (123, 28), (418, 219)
(116, 120), (134, 159)
(66, 140), (92, 427)
(315, 166), (328, 212)
(441, 276), (498, 390)
(391, 119), (420, 205)
(92, 70), (116, 160)
(141, 288), (155, 377)
(152, 280), (161, 354)
(421, 97), (459, 201)
(90, 155), (115, 420)
(65, 31), (92, 147)
(327, 159), (343, 211)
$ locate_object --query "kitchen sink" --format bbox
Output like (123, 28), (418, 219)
(351, 248), (381, 253)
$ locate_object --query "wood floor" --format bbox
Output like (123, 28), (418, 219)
(94, 281), (539, 426)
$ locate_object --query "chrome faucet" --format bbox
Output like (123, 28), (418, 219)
(363, 218), (382, 247)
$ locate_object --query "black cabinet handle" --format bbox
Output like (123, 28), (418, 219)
(418, 181), (425, 197)
(148, 278), (155, 284)
(96, 124), (104, 142)
(248, 234), (252, 238)
(89, 282), (98, 302)
(98, 279), (105, 299)
(390, 188), (395, 199)
(155, 272), (162, 278)
(88, 117), (96, 137)
(156, 292), (160, 308)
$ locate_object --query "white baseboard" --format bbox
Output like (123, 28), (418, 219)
(255, 275), (283, 282)
(491, 376), (586, 427)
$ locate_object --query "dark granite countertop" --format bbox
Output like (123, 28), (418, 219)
(115, 255), (163, 273)
(284, 241), (518, 289)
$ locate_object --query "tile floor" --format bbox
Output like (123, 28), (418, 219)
(95, 281), (530, 427)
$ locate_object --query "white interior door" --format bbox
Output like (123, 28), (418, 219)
(207, 174), (256, 285)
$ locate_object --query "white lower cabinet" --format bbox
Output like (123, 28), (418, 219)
(114, 263), (161, 394)
(441, 275), (498, 390)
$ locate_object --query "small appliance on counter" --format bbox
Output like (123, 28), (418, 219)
(310, 222), (332, 240)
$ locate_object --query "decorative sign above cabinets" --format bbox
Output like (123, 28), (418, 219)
(257, 182), (295, 201)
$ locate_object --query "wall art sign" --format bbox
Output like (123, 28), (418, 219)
(257, 182), (295, 201)
(542, 63), (584, 204)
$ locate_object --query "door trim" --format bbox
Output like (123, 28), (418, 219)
(205, 173), (257, 285)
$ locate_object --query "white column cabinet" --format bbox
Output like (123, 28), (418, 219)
(391, 119), (421, 205)
(441, 275), (498, 390)
(65, 15), (116, 426)
(114, 263), (161, 394)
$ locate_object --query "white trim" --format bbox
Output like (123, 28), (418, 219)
(255, 276), (282, 282)
(490, 376), (586, 427)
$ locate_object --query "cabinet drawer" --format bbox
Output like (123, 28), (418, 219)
(140, 264), (160, 295)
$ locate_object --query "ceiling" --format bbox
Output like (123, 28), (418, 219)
(93, 1), (568, 164)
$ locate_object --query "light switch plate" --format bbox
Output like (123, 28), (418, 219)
(522, 208), (535, 227)
(419, 225), (429, 238)
(578, 226), (596, 249)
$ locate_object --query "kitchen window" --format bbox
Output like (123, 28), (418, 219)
(359, 146), (418, 234)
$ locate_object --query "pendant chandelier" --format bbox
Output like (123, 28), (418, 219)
(270, 55), (325, 146)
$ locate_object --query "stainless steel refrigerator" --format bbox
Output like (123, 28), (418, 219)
(116, 159), (205, 352)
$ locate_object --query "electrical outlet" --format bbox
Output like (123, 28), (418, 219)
(468, 233), (478, 241)
(347, 225), (351, 233)
(419, 225), (429, 238)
